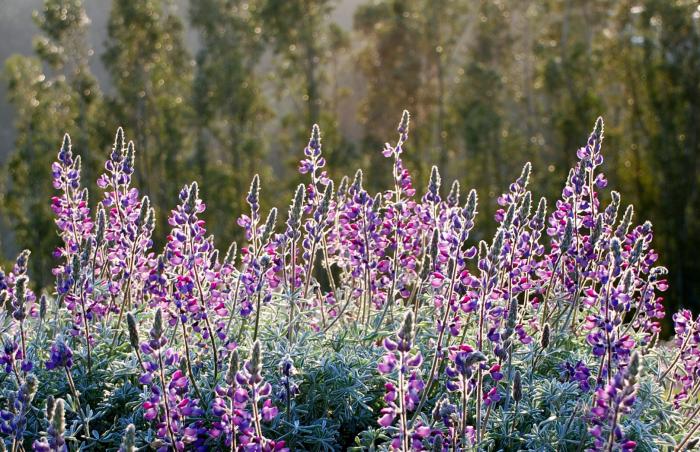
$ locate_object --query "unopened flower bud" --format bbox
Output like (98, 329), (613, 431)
(398, 110), (410, 137)
(560, 218), (573, 252)
(605, 191), (621, 226)
(224, 242), (237, 266)
(261, 208), (278, 244)
(427, 166), (441, 202)
(152, 309), (163, 340)
(39, 294), (47, 321)
(52, 399), (66, 437)
(398, 311), (414, 345)
(462, 189), (478, 222)
(126, 312), (139, 351)
(319, 180), (334, 217)
(615, 205), (634, 239)
(532, 197), (547, 230)
(120, 424), (136, 452)
(337, 176), (349, 199)
(513, 370), (522, 403)
(541, 323), (551, 349)
(247, 174), (260, 212)
(250, 340), (262, 380)
(517, 162), (532, 189)
(351, 170), (363, 193)
(46, 395), (55, 421)
(446, 180), (460, 207)
(226, 349), (239, 386)
(518, 191), (532, 224)
(432, 435), (443, 452)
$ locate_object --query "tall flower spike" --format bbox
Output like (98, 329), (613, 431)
(51, 399), (66, 446)
(589, 351), (641, 450)
(152, 308), (163, 342)
(502, 203), (517, 230)
(377, 309), (425, 449)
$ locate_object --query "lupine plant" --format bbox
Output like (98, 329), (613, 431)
(0, 112), (696, 451)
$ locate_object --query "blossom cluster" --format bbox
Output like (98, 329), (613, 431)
(0, 112), (695, 451)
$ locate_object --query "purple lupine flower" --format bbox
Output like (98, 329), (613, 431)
(96, 130), (155, 318)
(443, 344), (486, 447)
(561, 361), (592, 391)
(0, 338), (21, 375)
(140, 309), (204, 452)
(0, 374), (37, 441)
(50, 134), (93, 260)
(377, 312), (428, 450)
(297, 125), (334, 309)
(211, 349), (251, 449)
(277, 354), (299, 403)
(232, 341), (287, 451)
(588, 352), (640, 451)
(668, 309), (700, 406)
(163, 182), (223, 375)
(45, 337), (73, 370)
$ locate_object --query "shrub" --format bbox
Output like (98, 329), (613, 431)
(0, 112), (694, 451)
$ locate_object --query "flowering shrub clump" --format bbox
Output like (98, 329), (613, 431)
(0, 112), (695, 451)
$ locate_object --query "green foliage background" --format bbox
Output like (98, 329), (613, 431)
(1, 0), (699, 325)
